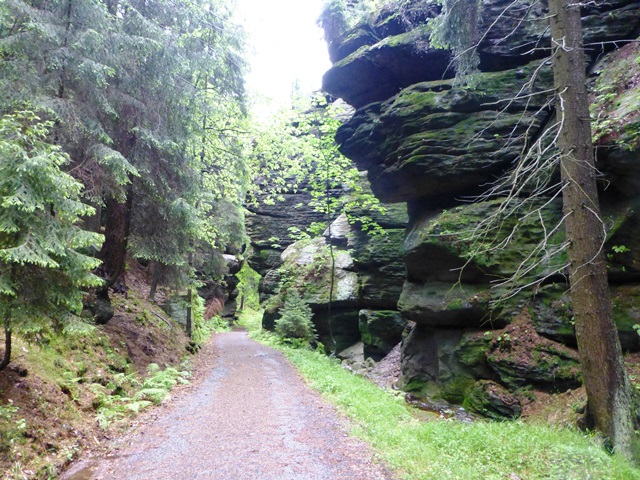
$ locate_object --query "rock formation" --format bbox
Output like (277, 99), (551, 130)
(321, 0), (640, 416)
(258, 197), (408, 355)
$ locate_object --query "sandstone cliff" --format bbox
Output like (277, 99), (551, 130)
(322, 0), (640, 417)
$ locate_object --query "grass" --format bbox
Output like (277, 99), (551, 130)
(235, 307), (264, 331)
(252, 328), (640, 479)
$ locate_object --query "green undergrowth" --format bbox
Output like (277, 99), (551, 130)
(0, 284), (206, 477)
(253, 331), (640, 479)
(236, 307), (264, 331)
(92, 362), (190, 429)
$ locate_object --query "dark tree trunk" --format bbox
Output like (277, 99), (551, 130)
(0, 314), (11, 372)
(57, 0), (73, 100)
(99, 189), (133, 289)
(186, 288), (193, 339)
(549, 0), (634, 457)
(149, 261), (161, 302)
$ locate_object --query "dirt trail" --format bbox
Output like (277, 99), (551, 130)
(62, 331), (394, 480)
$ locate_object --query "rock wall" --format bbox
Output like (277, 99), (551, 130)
(245, 183), (327, 278)
(246, 163), (410, 357)
(260, 201), (409, 356)
(322, 0), (640, 416)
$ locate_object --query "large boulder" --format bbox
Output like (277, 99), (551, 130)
(464, 380), (522, 420)
(323, 25), (452, 109)
(279, 237), (359, 309)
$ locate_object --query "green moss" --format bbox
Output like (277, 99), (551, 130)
(591, 42), (640, 149)
(442, 375), (476, 404)
(463, 380), (522, 420)
(401, 379), (443, 400)
(445, 298), (464, 310)
(419, 198), (565, 278)
(455, 334), (490, 368)
(351, 228), (405, 266)
(378, 24), (431, 49)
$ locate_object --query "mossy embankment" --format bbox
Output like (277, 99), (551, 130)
(0, 263), (220, 479)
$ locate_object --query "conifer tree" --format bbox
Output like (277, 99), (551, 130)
(0, 111), (103, 370)
(275, 290), (317, 344)
(1, 0), (248, 297)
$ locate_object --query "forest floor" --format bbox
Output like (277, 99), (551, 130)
(60, 331), (395, 480)
(0, 261), (192, 478)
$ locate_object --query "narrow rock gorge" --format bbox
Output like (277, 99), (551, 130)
(248, 0), (640, 418)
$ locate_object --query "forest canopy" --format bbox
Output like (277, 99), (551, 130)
(0, 0), (249, 366)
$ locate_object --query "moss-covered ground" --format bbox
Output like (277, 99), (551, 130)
(0, 261), (224, 479)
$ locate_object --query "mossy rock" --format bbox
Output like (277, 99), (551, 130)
(313, 309), (361, 354)
(247, 248), (283, 276)
(477, 0), (640, 67)
(382, 60), (552, 117)
(278, 237), (359, 308)
(464, 380), (522, 420)
(530, 285), (576, 346)
(398, 323), (440, 389)
(453, 331), (495, 379)
(89, 293), (114, 325)
(260, 270), (281, 296)
(610, 285), (640, 352)
(329, 24), (380, 63)
(261, 309), (280, 331)
(323, 24), (451, 108)
(532, 284), (640, 352)
(162, 295), (189, 326)
(398, 324), (481, 400)
(335, 63), (553, 203)
(485, 313), (581, 391)
(359, 310), (407, 360)
(405, 199), (565, 280)
(359, 269), (405, 309)
(603, 200), (640, 278)
(350, 228), (406, 267)
(397, 281), (494, 328)
(440, 374), (477, 405)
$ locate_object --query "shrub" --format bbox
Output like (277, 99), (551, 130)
(274, 291), (318, 344)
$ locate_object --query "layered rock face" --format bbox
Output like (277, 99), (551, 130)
(261, 202), (409, 355)
(245, 184), (327, 279)
(323, 0), (640, 415)
(246, 166), (409, 356)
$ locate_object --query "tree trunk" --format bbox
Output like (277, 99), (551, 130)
(549, 0), (635, 457)
(57, 0), (73, 99)
(149, 261), (161, 302)
(0, 313), (12, 371)
(99, 189), (133, 289)
(186, 288), (193, 339)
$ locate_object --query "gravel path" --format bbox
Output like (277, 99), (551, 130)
(62, 331), (394, 480)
